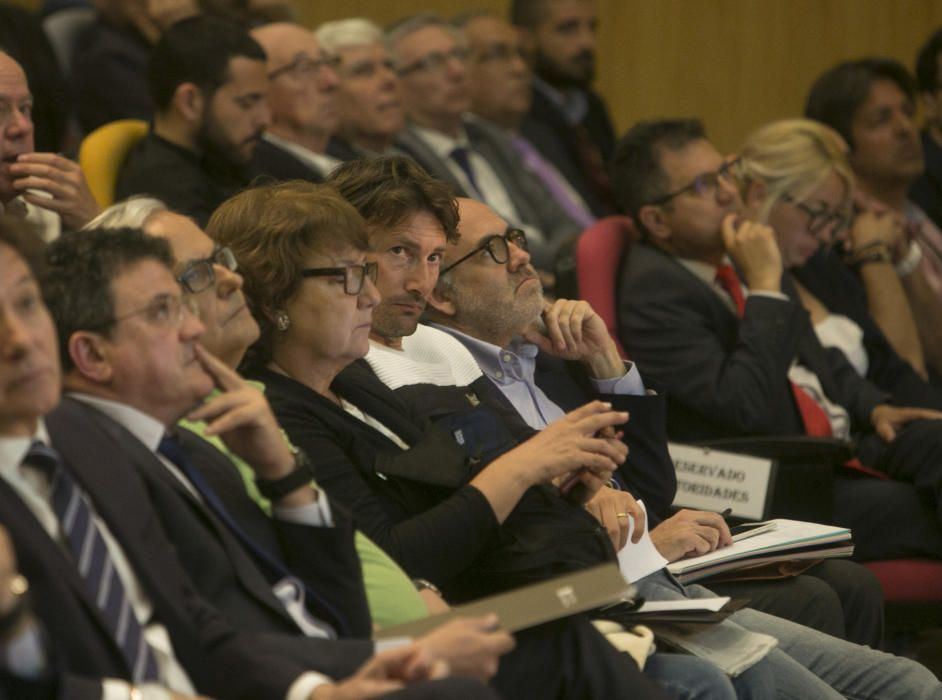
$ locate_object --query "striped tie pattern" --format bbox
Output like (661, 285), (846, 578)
(23, 441), (160, 683)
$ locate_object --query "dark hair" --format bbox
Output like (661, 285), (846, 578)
(207, 180), (370, 365)
(148, 15), (267, 111)
(610, 118), (706, 225)
(916, 29), (942, 93)
(804, 58), (916, 149)
(509, 0), (548, 29)
(327, 156), (460, 244)
(0, 215), (46, 284)
(44, 228), (175, 372)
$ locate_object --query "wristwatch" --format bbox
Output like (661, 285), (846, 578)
(255, 449), (315, 500)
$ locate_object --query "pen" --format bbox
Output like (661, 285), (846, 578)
(720, 507), (732, 519)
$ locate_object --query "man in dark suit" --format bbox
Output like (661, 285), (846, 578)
(511, 0), (618, 216)
(387, 13), (582, 269)
(613, 118), (942, 562)
(39, 224), (518, 695)
(0, 217), (498, 699)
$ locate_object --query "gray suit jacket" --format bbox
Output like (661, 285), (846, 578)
(395, 116), (582, 267)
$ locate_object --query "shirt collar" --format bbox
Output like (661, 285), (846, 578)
(431, 324), (538, 385)
(410, 123), (471, 160)
(0, 420), (49, 480)
(262, 132), (342, 175)
(68, 393), (167, 453)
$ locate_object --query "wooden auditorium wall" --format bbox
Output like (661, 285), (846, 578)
(297, 0), (942, 152)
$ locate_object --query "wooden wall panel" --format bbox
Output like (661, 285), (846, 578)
(295, 0), (942, 152)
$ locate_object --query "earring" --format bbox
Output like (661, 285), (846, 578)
(275, 312), (290, 332)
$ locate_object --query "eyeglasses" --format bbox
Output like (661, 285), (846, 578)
(472, 43), (527, 64)
(649, 157), (741, 206)
(781, 193), (849, 238)
(101, 293), (199, 330)
(176, 246), (238, 295)
(343, 57), (397, 80)
(441, 228), (528, 274)
(397, 47), (470, 76)
(301, 262), (379, 295)
(268, 53), (342, 81)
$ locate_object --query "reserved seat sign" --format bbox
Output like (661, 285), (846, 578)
(668, 443), (776, 521)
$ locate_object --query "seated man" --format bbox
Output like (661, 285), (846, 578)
(424, 195), (884, 648)
(1, 216), (495, 699)
(315, 18), (404, 159)
(322, 155), (940, 700)
(250, 23), (344, 182)
(614, 118), (942, 562)
(115, 16), (272, 227)
(0, 52), (99, 240)
(387, 13), (582, 268)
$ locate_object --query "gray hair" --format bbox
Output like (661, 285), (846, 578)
(83, 197), (169, 231)
(385, 13), (463, 64)
(315, 18), (383, 54)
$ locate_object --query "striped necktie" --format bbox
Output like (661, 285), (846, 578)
(23, 441), (160, 683)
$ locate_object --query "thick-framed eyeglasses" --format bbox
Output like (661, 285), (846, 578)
(99, 293), (200, 330)
(649, 157), (741, 206)
(397, 47), (470, 76)
(780, 193), (849, 238)
(176, 246), (238, 295)
(268, 53), (341, 81)
(301, 262), (379, 295)
(441, 228), (528, 274)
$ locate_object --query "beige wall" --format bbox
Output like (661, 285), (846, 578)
(21, 0), (942, 151)
(296, 0), (942, 152)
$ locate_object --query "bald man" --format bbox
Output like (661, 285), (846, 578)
(251, 22), (345, 180)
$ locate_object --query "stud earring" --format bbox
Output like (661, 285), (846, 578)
(275, 312), (290, 331)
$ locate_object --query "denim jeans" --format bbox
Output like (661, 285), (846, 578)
(636, 570), (942, 700)
(645, 651), (776, 699)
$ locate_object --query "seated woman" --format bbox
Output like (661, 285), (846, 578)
(206, 180), (628, 602)
(736, 118), (942, 411)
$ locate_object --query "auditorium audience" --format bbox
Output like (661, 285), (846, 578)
(315, 18), (404, 159)
(615, 118), (942, 564)
(387, 13), (582, 268)
(457, 10), (595, 229)
(0, 51), (99, 239)
(250, 22), (343, 182)
(806, 58), (942, 384)
(511, 0), (617, 216)
(423, 194), (885, 648)
(115, 16), (271, 226)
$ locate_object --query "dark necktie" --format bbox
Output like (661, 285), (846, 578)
(23, 441), (160, 683)
(714, 264), (833, 437)
(157, 434), (346, 638)
(573, 125), (617, 211)
(450, 146), (482, 196)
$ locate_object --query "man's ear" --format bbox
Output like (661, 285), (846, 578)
(172, 82), (205, 123)
(427, 282), (457, 318)
(68, 332), (114, 384)
(638, 204), (670, 244)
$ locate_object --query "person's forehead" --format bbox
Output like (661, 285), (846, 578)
(0, 55), (30, 101)
(375, 210), (447, 247)
(542, 0), (596, 27)
(659, 139), (722, 186)
(396, 25), (455, 61)
(222, 56), (269, 92)
(455, 201), (506, 251)
(858, 78), (911, 113)
(0, 244), (33, 296)
(272, 27), (323, 63)
(112, 259), (178, 305)
(465, 15), (516, 45)
(145, 212), (212, 264)
(339, 42), (385, 63)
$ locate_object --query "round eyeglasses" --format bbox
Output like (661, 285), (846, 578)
(441, 228), (528, 274)
(176, 246), (238, 295)
(301, 262), (379, 295)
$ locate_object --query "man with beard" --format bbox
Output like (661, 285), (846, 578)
(116, 16), (271, 227)
(511, 0), (618, 216)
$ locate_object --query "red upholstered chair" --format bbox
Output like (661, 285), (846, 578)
(566, 216), (942, 626)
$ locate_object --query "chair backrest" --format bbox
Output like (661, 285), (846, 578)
(79, 119), (149, 208)
(42, 7), (95, 81)
(573, 216), (639, 358)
